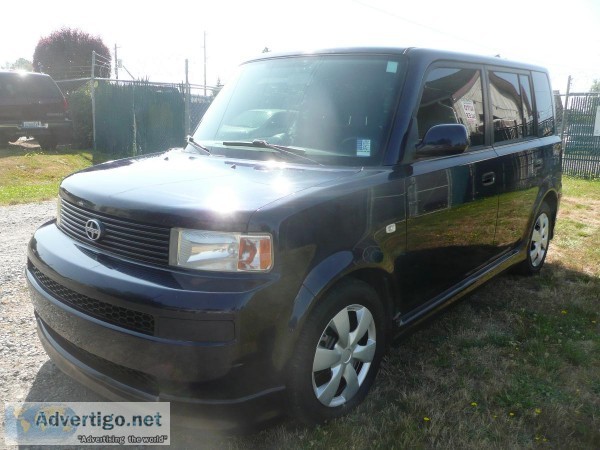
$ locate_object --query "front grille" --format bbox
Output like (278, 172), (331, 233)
(31, 265), (155, 335)
(44, 323), (158, 395)
(58, 199), (170, 266)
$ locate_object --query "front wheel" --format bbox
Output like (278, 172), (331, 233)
(286, 279), (386, 424)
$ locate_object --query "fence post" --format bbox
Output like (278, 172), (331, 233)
(185, 59), (191, 136)
(91, 51), (97, 153)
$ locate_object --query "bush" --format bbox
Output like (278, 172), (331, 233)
(67, 86), (92, 149)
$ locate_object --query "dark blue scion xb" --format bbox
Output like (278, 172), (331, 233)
(27, 47), (561, 425)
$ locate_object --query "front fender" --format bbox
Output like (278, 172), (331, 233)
(271, 251), (354, 371)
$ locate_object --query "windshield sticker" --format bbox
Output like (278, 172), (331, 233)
(356, 139), (371, 157)
(386, 61), (398, 73)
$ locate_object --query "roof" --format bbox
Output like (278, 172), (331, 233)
(243, 47), (548, 73)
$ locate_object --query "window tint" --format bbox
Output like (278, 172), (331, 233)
(532, 71), (555, 137)
(416, 68), (485, 147)
(490, 71), (536, 143)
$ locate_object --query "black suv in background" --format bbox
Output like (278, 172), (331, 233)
(0, 71), (72, 149)
(27, 48), (561, 425)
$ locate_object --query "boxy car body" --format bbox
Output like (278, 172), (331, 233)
(27, 47), (561, 425)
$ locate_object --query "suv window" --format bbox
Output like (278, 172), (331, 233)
(490, 71), (535, 143)
(416, 67), (485, 148)
(532, 71), (555, 137)
(0, 73), (62, 100)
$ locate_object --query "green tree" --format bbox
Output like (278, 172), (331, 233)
(590, 79), (600, 93)
(33, 28), (111, 80)
(211, 77), (223, 97)
(1, 58), (34, 71)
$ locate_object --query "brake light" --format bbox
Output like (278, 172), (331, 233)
(63, 98), (69, 112)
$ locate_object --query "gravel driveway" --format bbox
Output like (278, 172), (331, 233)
(0, 201), (235, 449)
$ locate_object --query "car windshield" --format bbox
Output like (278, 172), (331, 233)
(189, 54), (406, 166)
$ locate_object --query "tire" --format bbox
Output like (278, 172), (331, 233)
(38, 138), (57, 151)
(286, 279), (386, 424)
(515, 201), (553, 275)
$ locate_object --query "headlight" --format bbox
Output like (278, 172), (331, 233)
(169, 229), (273, 272)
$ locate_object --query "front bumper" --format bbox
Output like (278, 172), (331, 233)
(27, 221), (291, 418)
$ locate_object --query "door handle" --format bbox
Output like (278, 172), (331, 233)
(482, 172), (495, 186)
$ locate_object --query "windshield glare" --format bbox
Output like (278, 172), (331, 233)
(191, 55), (405, 166)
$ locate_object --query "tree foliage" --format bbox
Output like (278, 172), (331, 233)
(1, 58), (34, 71)
(33, 28), (111, 80)
(590, 79), (600, 93)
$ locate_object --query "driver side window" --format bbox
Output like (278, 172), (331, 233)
(416, 67), (485, 148)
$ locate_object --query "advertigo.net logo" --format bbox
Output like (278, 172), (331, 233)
(4, 402), (170, 446)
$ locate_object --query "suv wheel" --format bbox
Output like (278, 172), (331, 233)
(287, 279), (386, 424)
(38, 137), (57, 151)
(516, 201), (553, 275)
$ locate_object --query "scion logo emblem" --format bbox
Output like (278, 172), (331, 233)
(85, 219), (104, 241)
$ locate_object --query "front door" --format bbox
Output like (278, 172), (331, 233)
(396, 65), (501, 308)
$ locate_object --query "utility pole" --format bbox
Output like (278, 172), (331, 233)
(185, 59), (191, 136)
(114, 44), (119, 80)
(560, 75), (572, 144)
(91, 51), (96, 152)
(203, 31), (207, 97)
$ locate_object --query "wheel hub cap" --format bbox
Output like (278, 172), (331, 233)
(311, 304), (377, 408)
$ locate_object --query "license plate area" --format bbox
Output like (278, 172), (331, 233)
(21, 121), (48, 129)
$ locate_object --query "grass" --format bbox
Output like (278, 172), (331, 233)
(0, 146), (94, 205)
(1, 147), (598, 447)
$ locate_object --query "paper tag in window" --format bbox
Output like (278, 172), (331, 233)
(356, 139), (371, 157)
(461, 100), (477, 124)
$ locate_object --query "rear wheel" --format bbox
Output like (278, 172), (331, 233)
(287, 279), (386, 424)
(516, 201), (552, 275)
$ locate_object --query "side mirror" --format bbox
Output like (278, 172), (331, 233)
(416, 124), (470, 157)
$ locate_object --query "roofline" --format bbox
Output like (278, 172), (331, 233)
(241, 47), (548, 72)
(0, 70), (50, 76)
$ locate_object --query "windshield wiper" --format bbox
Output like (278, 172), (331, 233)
(186, 135), (211, 155)
(222, 139), (323, 166)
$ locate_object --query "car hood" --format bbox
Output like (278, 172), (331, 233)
(60, 150), (361, 231)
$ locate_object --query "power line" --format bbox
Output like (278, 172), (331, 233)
(351, 0), (499, 54)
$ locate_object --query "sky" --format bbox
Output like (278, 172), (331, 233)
(2, 0), (599, 93)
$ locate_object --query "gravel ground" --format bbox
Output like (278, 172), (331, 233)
(0, 201), (235, 449)
(0, 201), (107, 446)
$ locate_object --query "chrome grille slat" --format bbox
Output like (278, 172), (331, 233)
(62, 201), (170, 233)
(59, 199), (170, 266)
(101, 228), (170, 247)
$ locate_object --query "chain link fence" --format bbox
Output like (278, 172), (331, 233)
(56, 76), (215, 160)
(557, 92), (600, 179)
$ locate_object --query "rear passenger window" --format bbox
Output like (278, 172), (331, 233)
(532, 72), (555, 137)
(490, 71), (534, 143)
(417, 68), (485, 147)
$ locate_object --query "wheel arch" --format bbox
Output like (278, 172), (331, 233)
(541, 189), (559, 239)
(282, 255), (397, 363)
